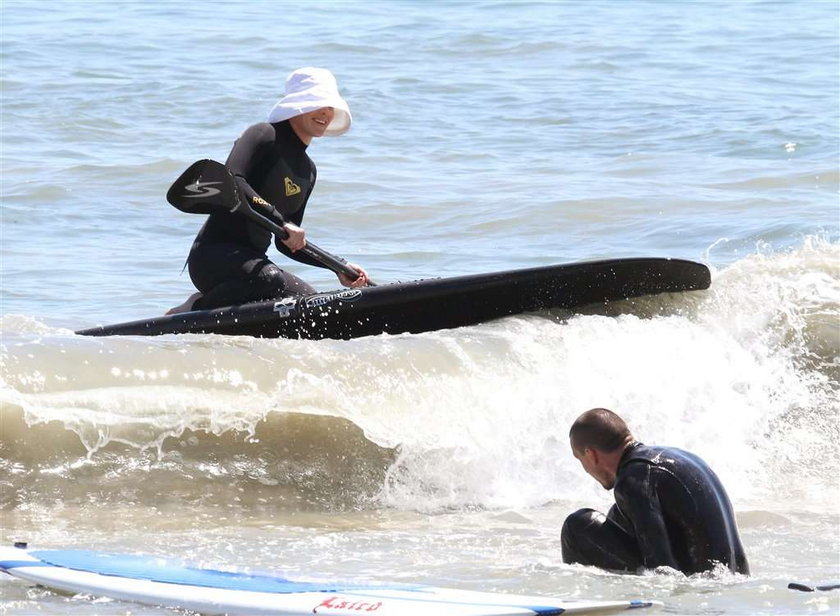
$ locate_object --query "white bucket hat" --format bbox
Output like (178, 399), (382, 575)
(267, 67), (351, 136)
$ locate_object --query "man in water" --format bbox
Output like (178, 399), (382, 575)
(562, 407), (749, 575)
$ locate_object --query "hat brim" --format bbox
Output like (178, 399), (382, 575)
(268, 97), (351, 136)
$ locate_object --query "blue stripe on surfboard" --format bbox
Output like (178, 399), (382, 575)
(30, 550), (413, 594)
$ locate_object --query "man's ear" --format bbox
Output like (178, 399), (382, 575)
(585, 447), (599, 465)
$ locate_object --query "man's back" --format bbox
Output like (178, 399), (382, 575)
(614, 443), (749, 575)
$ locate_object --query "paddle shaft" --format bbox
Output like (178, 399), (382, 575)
(233, 198), (368, 283)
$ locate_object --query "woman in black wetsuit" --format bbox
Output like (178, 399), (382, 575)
(167, 67), (369, 314)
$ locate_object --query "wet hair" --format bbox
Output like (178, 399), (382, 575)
(569, 408), (632, 454)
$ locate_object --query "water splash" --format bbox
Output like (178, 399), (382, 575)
(1, 239), (837, 515)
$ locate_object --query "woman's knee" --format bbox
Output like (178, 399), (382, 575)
(256, 265), (315, 297)
(253, 263), (288, 296)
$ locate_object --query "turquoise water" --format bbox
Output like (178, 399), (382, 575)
(1, 1), (838, 614)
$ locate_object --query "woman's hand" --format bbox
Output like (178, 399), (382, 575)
(281, 223), (306, 252)
(338, 263), (370, 288)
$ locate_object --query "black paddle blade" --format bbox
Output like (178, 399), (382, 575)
(166, 159), (239, 215)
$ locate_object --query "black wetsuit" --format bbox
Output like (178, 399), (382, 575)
(188, 121), (326, 310)
(561, 442), (749, 575)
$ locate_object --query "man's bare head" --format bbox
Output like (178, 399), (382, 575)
(569, 408), (633, 455)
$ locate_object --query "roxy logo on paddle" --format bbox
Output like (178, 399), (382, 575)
(182, 181), (223, 198)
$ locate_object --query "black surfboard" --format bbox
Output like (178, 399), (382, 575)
(75, 257), (711, 340)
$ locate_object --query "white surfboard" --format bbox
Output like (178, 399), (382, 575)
(0, 545), (663, 615)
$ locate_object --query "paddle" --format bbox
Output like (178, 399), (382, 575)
(166, 159), (374, 285)
(788, 582), (840, 592)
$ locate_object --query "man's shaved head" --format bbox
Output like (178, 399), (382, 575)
(569, 408), (633, 454)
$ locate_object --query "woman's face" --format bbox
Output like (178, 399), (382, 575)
(289, 107), (335, 144)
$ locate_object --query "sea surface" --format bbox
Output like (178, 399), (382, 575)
(1, 1), (838, 614)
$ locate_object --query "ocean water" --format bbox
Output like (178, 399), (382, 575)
(1, 1), (838, 614)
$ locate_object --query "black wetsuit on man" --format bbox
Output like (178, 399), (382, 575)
(561, 442), (749, 575)
(188, 121), (326, 311)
